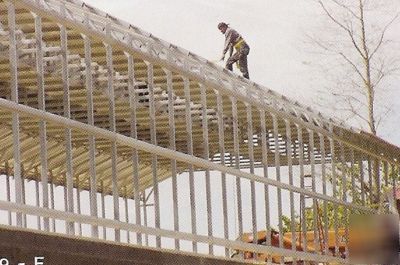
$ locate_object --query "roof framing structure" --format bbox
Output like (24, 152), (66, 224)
(0, 0), (399, 195)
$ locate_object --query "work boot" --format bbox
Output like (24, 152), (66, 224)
(225, 63), (233, 71)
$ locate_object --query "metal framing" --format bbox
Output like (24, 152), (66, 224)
(202, 84), (213, 255)
(216, 90), (228, 256)
(0, 0), (399, 264)
(34, 11), (50, 232)
(285, 120), (296, 253)
(7, 0), (23, 228)
(126, 49), (142, 245)
(186, 77), (197, 253)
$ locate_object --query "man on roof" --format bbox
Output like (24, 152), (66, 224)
(218, 22), (250, 79)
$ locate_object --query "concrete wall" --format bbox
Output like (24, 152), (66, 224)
(0, 226), (250, 265)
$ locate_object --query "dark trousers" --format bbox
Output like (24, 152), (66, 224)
(226, 43), (250, 79)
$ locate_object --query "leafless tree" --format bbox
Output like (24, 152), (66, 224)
(306, 0), (400, 135)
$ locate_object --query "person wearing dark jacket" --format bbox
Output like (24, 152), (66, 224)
(218, 22), (250, 79)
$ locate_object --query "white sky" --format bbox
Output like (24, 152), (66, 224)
(84, 0), (318, 96)
(83, 0), (400, 143)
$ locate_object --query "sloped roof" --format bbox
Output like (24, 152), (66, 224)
(0, 0), (398, 196)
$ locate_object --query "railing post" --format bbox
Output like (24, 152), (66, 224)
(259, 110), (271, 258)
(272, 114), (283, 263)
(32, 11), (51, 232)
(216, 90), (228, 257)
(319, 133), (329, 254)
(145, 60), (161, 247)
(285, 120), (296, 258)
(297, 124), (307, 252)
(329, 125), (339, 257)
(104, 22), (120, 242)
(5, 162), (12, 225)
(202, 84), (213, 255)
(126, 49), (142, 245)
(184, 76), (198, 253)
(82, 12), (99, 238)
(7, 0), (23, 228)
(247, 103), (258, 259)
(49, 171), (56, 232)
(232, 96), (243, 243)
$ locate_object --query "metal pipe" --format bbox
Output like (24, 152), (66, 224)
(7, 0), (23, 227)
(319, 133), (329, 255)
(217, 91), (228, 257)
(142, 191), (149, 246)
(35, 177), (41, 230)
(286, 120), (296, 252)
(146, 61), (161, 247)
(101, 181), (107, 240)
(185, 77), (197, 253)
(82, 28), (99, 238)
(202, 84), (213, 255)
(247, 104), (258, 260)
(297, 125), (307, 252)
(21, 166), (26, 228)
(124, 187), (130, 243)
(34, 12), (50, 232)
(63, 42), (75, 235)
(63, 174), (69, 233)
(5, 162), (12, 225)
(374, 159), (381, 205)
(49, 172), (56, 232)
(350, 150), (356, 204)
(339, 140), (349, 256)
(367, 158), (373, 205)
(166, 69), (180, 250)
(231, 97), (243, 241)
(359, 156), (366, 206)
(260, 110), (271, 251)
(384, 161), (389, 189)
(308, 130), (320, 253)
(126, 50), (141, 245)
(272, 114), (283, 253)
(104, 29), (120, 241)
(76, 177), (82, 236)
(329, 128), (339, 257)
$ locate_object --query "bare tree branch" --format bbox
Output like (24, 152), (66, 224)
(359, 0), (370, 60)
(337, 51), (368, 84)
(328, 0), (361, 20)
(369, 12), (400, 60)
(376, 105), (393, 130)
(318, 0), (366, 59)
(309, 0), (398, 135)
(337, 105), (369, 124)
(344, 101), (369, 124)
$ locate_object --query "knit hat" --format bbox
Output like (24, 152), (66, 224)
(217, 22), (229, 29)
